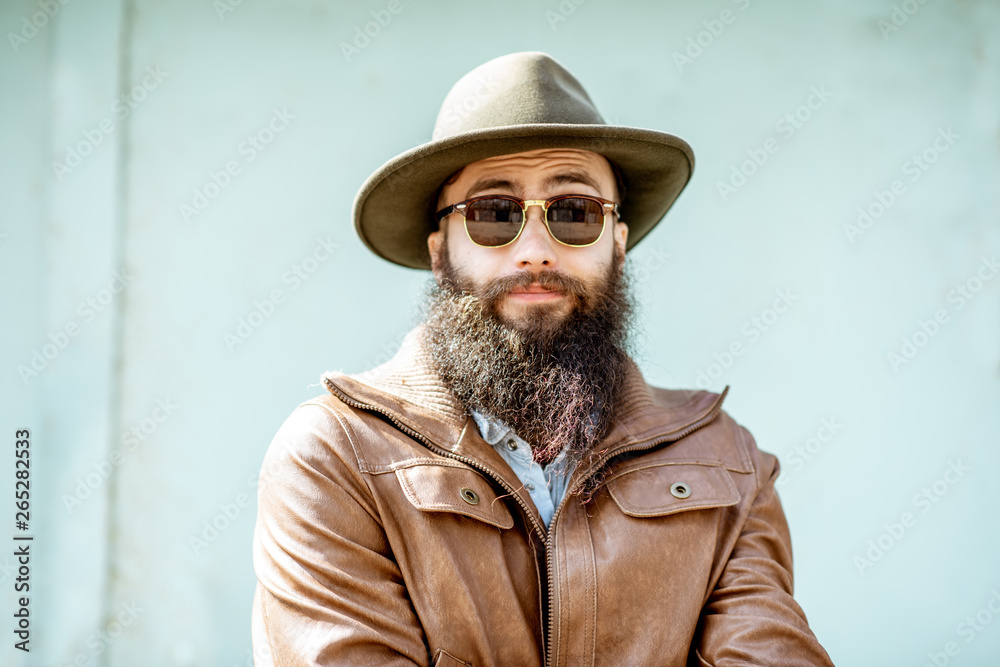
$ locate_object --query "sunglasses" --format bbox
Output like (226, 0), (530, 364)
(435, 194), (619, 248)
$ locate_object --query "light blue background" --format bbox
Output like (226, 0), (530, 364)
(2, 0), (998, 665)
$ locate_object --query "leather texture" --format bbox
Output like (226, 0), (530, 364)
(251, 327), (835, 666)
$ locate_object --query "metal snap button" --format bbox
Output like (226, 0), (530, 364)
(460, 487), (480, 505)
(524, 483), (535, 492)
(670, 482), (691, 499)
(506, 439), (518, 451)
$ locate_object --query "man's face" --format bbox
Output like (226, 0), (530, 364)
(421, 148), (635, 473)
(427, 148), (628, 328)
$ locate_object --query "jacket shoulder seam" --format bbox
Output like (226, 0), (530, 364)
(300, 396), (372, 474)
(726, 411), (756, 473)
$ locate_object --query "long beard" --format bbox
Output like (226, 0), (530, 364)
(421, 244), (635, 476)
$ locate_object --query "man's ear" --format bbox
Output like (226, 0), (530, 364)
(613, 220), (628, 256)
(427, 227), (445, 283)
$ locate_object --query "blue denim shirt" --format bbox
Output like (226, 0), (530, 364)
(470, 409), (576, 528)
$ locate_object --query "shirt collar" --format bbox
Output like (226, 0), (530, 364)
(469, 409), (512, 446)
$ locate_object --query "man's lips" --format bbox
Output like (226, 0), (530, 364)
(507, 284), (565, 302)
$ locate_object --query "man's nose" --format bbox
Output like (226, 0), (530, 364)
(511, 203), (557, 268)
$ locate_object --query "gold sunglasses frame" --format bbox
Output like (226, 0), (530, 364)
(435, 194), (619, 249)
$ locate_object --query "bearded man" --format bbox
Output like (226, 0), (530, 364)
(251, 52), (834, 667)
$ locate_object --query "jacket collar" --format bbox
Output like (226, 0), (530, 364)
(322, 326), (728, 470)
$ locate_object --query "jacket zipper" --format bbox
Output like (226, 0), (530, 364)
(541, 386), (728, 667)
(325, 377), (727, 667)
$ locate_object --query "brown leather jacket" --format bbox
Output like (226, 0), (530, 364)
(251, 328), (834, 666)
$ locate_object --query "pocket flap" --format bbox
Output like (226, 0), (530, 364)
(396, 463), (514, 530)
(607, 462), (740, 517)
(433, 648), (472, 667)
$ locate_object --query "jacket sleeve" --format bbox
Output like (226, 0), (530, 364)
(692, 426), (835, 667)
(251, 401), (428, 667)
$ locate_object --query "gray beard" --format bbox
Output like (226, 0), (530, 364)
(420, 246), (635, 474)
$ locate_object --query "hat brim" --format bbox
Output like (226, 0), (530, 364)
(352, 123), (694, 270)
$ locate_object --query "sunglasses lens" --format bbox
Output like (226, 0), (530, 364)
(546, 197), (606, 245)
(465, 198), (524, 247)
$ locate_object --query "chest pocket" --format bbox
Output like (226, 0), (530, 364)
(395, 463), (515, 530)
(606, 462), (741, 517)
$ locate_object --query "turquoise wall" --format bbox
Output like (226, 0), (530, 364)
(2, 0), (998, 664)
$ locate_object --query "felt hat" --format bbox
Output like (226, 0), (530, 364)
(352, 51), (694, 269)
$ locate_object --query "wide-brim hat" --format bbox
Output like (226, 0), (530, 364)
(352, 51), (694, 270)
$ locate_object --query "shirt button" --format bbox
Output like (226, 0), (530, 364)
(506, 439), (518, 451)
(525, 483), (535, 491)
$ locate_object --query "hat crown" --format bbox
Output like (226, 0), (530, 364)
(431, 52), (606, 141)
